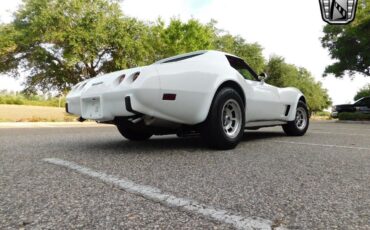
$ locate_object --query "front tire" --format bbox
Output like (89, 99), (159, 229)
(282, 101), (309, 136)
(201, 87), (245, 150)
(115, 118), (153, 141)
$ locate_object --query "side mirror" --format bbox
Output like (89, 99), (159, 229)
(258, 72), (269, 82)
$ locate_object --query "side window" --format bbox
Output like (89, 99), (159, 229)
(226, 55), (258, 81)
(238, 69), (256, 81)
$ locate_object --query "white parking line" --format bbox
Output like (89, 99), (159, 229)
(274, 140), (370, 151)
(43, 158), (284, 230)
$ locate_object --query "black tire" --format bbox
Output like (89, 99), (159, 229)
(282, 101), (309, 136)
(201, 87), (245, 150)
(115, 118), (153, 141)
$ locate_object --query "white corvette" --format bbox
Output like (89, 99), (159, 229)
(66, 50), (309, 149)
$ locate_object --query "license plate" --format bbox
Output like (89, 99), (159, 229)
(83, 97), (101, 119)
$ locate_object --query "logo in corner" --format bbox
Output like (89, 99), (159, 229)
(319, 0), (359, 24)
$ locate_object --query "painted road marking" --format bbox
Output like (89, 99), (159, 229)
(274, 140), (370, 151)
(43, 158), (285, 230)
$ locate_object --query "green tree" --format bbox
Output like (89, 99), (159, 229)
(264, 56), (296, 87)
(214, 34), (265, 73)
(354, 84), (370, 101)
(321, 1), (370, 77)
(266, 56), (332, 111)
(0, 0), (152, 93)
(150, 18), (215, 59)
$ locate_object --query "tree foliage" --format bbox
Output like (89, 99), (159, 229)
(214, 34), (265, 73)
(0, 0), (152, 93)
(0, 0), (331, 110)
(321, 1), (370, 77)
(266, 56), (332, 111)
(150, 19), (215, 59)
(354, 84), (370, 101)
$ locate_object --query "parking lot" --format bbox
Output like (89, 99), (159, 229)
(1, 121), (369, 229)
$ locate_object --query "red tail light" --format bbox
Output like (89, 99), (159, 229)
(162, 93), (176, 101)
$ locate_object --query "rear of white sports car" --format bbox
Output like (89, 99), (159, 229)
(65, 52), (216, 143)
(66, 51), (217, 125)
(65, 54), (215, 144)
(66, 66), (162, 122)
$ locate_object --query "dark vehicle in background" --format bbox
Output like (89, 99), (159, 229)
(331, 96), (370, 118)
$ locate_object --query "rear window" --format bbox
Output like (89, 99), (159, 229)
(155, 51), (206, 64)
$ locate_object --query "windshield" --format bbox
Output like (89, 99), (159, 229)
(354, 97), (370, 106)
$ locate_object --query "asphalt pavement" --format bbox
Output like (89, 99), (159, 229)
(1, 121), (370, 229)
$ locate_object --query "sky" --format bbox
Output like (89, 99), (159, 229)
(1, 0), (369, 105)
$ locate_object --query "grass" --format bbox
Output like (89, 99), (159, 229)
(0, 94), (66, 107)
(311, 111), (332, 120)
(0, 93), (74, 121)
(0, 104), (77, 122)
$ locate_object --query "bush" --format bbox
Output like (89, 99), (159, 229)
(0, 95), (25, 105)
(338, 112), (370, 121)
(0, 93), (65, 107)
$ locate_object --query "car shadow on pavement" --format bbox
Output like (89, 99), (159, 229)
(87, 136), (209, 153)
(80, 131), (287, 154)
(244, 131), (286, 141)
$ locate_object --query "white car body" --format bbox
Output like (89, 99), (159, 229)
(66, 50), (305, 129)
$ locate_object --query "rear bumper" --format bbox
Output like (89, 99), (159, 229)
(66, 86), (155, 122)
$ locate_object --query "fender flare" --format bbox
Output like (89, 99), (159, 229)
(202, 79), (246, 123)
(288, 94), (308, 121)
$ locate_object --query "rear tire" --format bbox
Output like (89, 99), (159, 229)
(115, 118), (153, 141)
(282, 101), (309, 136)
(201, 87), (245, 150)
